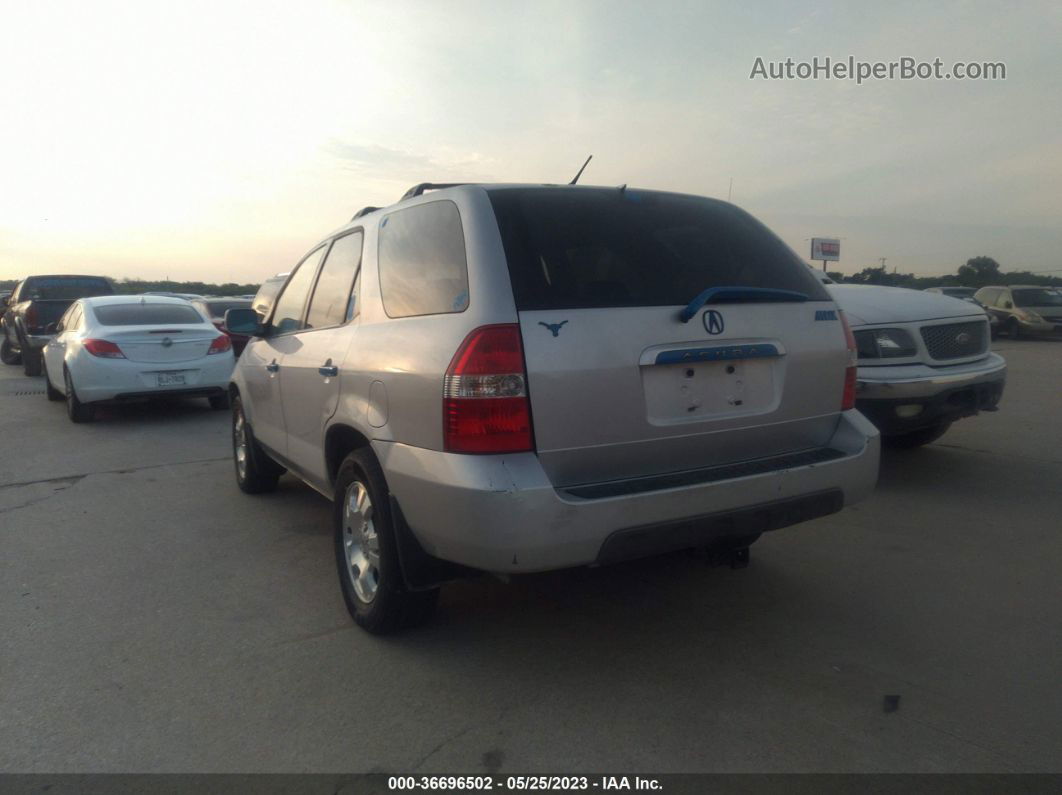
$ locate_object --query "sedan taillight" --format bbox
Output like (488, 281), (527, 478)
(83, 339), (125, 359)
(207, 335), (232, 355)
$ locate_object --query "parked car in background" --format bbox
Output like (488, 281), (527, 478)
(42, 295), (234, 423)
(189, 297), (254, 356)
(226, 183), (879, 633)
(828, 284), (1005, 447)
(250, 273), (289, 319)
(974, 285), (1062, 339)
(924, 286), (977, 300)
(924, 286), (998, 334)
(141, 291), (203, 300)
(1, 275), (115, 375)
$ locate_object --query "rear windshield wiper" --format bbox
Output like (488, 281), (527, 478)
(679, 286), (809, 323)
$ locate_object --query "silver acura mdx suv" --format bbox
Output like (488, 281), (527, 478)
(225, 183), (880, 633)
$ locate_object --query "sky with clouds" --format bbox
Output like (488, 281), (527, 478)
(1, 0), (1060, 283)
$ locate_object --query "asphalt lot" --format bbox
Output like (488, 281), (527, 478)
(1, 339), (1060, 773)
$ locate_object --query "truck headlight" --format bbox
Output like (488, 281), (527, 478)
(1022, 310), (1044, 323)
(853, 328), (918, 359)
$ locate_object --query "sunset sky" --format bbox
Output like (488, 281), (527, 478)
(2, 0), (1060, 284)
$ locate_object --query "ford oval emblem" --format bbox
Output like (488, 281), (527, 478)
(703, 309), (725, 335)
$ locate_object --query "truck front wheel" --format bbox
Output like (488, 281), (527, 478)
(0, 338), (21, 366)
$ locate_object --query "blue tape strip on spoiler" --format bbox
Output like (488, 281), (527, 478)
(655, 343), (782, 365)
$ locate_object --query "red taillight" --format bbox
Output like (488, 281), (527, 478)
(25, 305), (39, 329)
(444, 324), (533, 454)
(207, 335), (232, 355)
(83, 339), (125, 359)
(840, 311), (858, 411)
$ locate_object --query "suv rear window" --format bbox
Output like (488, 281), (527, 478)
(93, 304), (205, 326)
(24, 277), (113, 300)
(378, 200), (469, 318)
(488, 188), (828, 310)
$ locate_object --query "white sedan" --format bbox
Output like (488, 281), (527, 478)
(41, 295), (235, 422)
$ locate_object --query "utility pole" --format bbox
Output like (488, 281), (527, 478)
(727, 178), (733, 202)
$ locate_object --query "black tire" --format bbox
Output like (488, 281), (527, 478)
(22, 346), (42, 376)
(1008, 318), (1022, 340)
(64, 368), (95, 423)
(0, 337), (21, 365)
(208, 393), (230, 410)
(334, 448), (439, 634)
(232, 395), (284, 493)
(883, 421), (952, 449)
(44, 367), (64, 401)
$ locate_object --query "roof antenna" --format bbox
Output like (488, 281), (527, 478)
(569, 154), (593, 185)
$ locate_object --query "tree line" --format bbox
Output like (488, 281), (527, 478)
(4, 257), (1060, 296)
(830, 256), (1062, 288)
(0, 277), (261, 296)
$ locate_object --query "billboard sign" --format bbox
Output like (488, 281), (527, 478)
(811, 238), (841, 262)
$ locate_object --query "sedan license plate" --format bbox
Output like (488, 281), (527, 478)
(156, 371), (186, 387)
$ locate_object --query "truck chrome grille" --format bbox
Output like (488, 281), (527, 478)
(920, 321), (988, 360)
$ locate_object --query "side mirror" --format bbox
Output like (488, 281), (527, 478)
(1004, 301), (1013, 309)
(44, 322), (58, 333)
(224, 307), (265, 336)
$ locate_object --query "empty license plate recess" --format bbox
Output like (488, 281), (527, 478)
(642, 343), (784, 424)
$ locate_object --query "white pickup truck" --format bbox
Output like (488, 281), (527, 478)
(812, 272), (1006, 448)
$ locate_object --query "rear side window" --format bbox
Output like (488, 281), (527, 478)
(1013, 288), (1062, 307)
(23, 277), (113, 300)
(271, 247), (327, 334)
(93, 304), (205, 326)
(489, 188), (829, 310)
(307, 231), (363, 329)
(253, 275), (288, 319)
(973, 288), (998, 306)
(378, 200), (469, 318)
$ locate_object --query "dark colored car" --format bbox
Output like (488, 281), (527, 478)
(1, 275), (115, 375)
(190, 297), (254, 356)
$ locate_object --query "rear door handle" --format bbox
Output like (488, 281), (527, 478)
(265, 360), (279, 373)
(318, 360), (338, 377)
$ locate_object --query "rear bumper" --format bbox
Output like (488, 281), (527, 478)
(855, 354), (1006, 434)
(1015, 319), (1062, 335)
(70, 354), (235, 403)
(376, 410), (879, 573)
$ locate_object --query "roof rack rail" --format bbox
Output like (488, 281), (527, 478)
(351, 206), (380, 221)
(400, 183), (470, 201)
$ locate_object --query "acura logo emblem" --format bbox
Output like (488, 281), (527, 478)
(703, 309), (725, 335)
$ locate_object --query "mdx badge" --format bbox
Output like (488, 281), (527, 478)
(703, 309), (725, 335)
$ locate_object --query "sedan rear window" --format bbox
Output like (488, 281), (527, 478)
(488, 188), (829, 311)
(92, 304), (206, 326)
